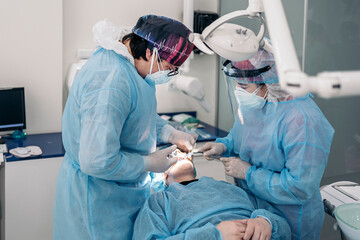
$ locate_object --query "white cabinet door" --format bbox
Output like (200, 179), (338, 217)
(5, 157), (63, 240)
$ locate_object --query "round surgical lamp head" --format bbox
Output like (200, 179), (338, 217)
(204, 23), (259, 61)
(189, 10), (266, 61)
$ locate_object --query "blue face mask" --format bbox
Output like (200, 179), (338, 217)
(150, 172), (168, 192)
(145, 70), (172, 86)
(144, 48), (173, 86)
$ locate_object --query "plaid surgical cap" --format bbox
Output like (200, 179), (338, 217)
(133, 15), (194, 67)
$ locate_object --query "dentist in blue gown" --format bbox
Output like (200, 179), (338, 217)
(201, 49), (335, 240)
(53, 15), (196, 240)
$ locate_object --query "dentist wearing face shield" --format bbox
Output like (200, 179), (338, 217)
(54, 15), (197, 240)
(200, 49), (335, 240)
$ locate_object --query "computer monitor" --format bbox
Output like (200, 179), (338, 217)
(0, 88), (26, 136)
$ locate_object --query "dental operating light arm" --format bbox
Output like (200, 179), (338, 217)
(263, 0), (360, 98)
(192, 0), (360, 98)
(262, 0), (302, 90)
(201, 10), (264, 40)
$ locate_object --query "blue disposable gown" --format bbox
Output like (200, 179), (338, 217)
(53, 47), (168, 239)
(133, 176), (291, 239)
(216, 95), (334, 240)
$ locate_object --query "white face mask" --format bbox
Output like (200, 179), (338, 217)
(234, 85), (266, 109)
(144, 48), (172, 86)
(234, 85), (267, 125)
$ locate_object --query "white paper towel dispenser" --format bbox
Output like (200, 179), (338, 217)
(66, 49), (93, 91)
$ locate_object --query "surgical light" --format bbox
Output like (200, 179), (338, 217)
(190, 0), (360, 99)
(189, 10), (266, 61)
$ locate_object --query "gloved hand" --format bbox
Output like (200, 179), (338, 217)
(220, 157), (251, 180)
(168, 130), (197, 152)
(145, 145), (178, 173)
(198, 142), (226, 160)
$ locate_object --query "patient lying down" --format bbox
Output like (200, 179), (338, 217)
(133, 158), (291, 240)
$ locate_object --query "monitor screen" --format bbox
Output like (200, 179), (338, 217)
(0, 87), (26, 132)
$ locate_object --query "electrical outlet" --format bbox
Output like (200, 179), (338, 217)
(0, 144), (7, 153)
(0, 153), (4, 165)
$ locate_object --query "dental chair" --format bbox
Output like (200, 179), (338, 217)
(321, 181), (360, 240)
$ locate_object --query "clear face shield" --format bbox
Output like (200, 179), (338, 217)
(222, 60), (271, 125)
(224, 72), (245, 124)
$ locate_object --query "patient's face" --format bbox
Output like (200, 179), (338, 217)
(166, 159), (195, 177)
(166, 149), (195, 176)
(165, 149), (195, 185)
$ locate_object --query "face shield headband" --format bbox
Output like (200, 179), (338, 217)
(222, 60), (272, 79)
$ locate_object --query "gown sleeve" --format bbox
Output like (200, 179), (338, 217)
(156, 115), (176, 143)
(215, 127), (235, 157)
(249, 196), (291, 240)
(245, 114), (333, 204)
(78, 69), (147, 181)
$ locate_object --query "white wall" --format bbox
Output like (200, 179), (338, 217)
(0, 0), (219, 134)
(63, 0), (219, 126)
(0, 0), (63, 134)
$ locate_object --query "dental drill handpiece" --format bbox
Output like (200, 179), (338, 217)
(192, 151), (223, 161)
(206, 155), (223, 161)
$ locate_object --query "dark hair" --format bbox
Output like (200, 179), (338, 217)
(122, 33), (148, 61)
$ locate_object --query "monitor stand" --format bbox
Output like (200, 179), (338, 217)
(12, 130), (27, 139)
